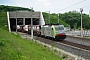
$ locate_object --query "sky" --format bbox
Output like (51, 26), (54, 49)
(0, 0), (90, 14)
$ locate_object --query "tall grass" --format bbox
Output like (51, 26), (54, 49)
(0, 28), (61, 60)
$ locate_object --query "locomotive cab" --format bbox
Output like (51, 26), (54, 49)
(54, 25), (66, 40)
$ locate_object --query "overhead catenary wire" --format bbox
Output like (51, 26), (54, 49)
(72, 4), (90, 14)
(82, 4), (90, 9)
(58, 0), (87, 12)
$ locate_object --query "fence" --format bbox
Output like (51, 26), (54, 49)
(65, 30), (90, 37)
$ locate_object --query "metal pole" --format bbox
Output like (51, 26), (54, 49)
(75, 8), (83, 60)
(23, 13), (25, 25)
(16, 11), (17, 32)
(58, 13), (59, 24)
(81, 11), (83, 37)
(80, 8), (83, 37)
(31, 7), (33, 39)
(48, 11), (50, 24)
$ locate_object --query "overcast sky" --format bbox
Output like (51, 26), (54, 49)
(0, 0), (90, 14)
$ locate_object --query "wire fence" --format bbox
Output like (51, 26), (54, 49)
(65, 30), (90, 38)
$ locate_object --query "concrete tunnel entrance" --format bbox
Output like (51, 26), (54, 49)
(7, 11), (45, 32)
(10, 18), (40, 31)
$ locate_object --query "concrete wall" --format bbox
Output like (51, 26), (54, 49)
(9, 11), (40, 18)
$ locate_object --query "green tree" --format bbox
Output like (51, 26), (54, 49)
(42, 12), (69, 26)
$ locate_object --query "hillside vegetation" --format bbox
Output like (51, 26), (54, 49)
(0, 28), (61, 60)
(0, 5), (32, 11)
(0, 11), (7, 29)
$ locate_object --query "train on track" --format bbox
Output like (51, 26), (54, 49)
(27, 24), (66, 40)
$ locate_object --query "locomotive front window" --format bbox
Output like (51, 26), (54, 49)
(55, 26), (64, 30)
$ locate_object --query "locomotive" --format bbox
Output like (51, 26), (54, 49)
(28, 24), (66, 40)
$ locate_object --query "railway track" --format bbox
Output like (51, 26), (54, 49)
(59, 40), (90, 51)
(34, 36), (90, 51)
(18, 32), (90, 60)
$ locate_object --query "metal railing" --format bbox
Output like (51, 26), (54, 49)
(65, 30), (90, 38)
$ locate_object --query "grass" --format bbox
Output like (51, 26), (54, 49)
(0, 11), (62, 60)
(0, 28), (61, 60)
